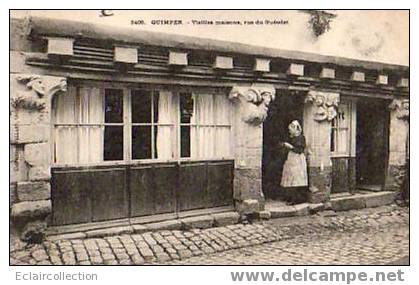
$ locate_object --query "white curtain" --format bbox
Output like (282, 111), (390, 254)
(336, 102), (349, 154)
(54, 85), (78, 164)
(156, 91), (178, 159)
(54, 86), (103, 164)
(190, 93), (215, 158)
(190, 92), (232, 159)
(214, 94), (232, 157)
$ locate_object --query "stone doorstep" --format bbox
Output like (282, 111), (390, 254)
(267, 191), (397, 220)
(268, 203), (310, 219)
(331, 191), (397, 212)
(47, 211), (240, 241)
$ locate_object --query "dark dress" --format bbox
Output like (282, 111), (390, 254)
(280, 135), (308, 204)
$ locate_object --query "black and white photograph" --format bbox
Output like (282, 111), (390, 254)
(9, 9), (409, 273)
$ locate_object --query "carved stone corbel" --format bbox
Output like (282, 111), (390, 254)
(304, 90), (339, 121)
(389, 99), (409, 120)
(11, 75), (67, 111)
(229, 84), (276, 125)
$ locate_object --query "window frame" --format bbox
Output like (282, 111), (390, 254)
(51, 82), (235, 167)
(179, 92), (234, 160)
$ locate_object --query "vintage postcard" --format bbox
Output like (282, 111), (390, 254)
(10, 10), (409, 271)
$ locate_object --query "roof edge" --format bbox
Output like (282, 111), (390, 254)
(18, 16), (410, 72)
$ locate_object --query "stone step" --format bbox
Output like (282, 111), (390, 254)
(267, 191), (397, 219)
(47, 211), (240, 241)
(331, 191), (397, 212)
(268, 203), (310, 219)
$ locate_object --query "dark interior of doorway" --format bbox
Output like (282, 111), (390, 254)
(262, 90), (305, 200)
(356, 98), (390, 191)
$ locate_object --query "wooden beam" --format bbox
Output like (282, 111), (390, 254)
(287, 63), (304, 76)
(214, 56), (233, 69)
(168, 51), (188, 66)
(376, 74), (388, 85)
(351, 71), (365, 82)
(397, 78), (409, 88)
(47, 37), (74, 56)
(254, 58), (270, 72)
(320, 67), (335, 79)
(114, 46), (138, 64)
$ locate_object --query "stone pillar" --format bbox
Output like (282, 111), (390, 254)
(10, 74), (67, 242)
(385, 98), (409, 191)
(229, 84), (276, 214)
(303, 90), (339, 203)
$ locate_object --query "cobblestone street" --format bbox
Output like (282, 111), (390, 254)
(165, 223), (408, 265)
(10, 205), (409, 265)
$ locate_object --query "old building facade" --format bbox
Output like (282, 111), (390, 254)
(10, 17), (409, 241)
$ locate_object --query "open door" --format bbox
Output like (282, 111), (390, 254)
(262, 91), (304, 200)
(356, 98), (390, 191)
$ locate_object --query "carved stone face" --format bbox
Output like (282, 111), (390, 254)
(399, 101), (410, 119)
(390, 99), (410, 120)
(229, 85), (276, 126)
(314, 95), (325, 106)
(305, 91), (339, 122)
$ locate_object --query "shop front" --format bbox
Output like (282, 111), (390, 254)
(10, 17), (409, 241)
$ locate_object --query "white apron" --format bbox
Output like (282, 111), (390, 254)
(280, 152), (308, 187)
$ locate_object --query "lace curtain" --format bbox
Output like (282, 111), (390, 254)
(53, 86), (104, 164)
(156, 91), (178, 159)
(190, 93), (231, 159)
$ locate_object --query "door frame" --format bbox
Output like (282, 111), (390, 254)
(355, 98), (391, 190)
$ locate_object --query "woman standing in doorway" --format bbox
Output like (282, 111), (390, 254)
(280, 120), (308, 205)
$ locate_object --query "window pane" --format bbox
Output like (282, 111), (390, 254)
(214, 95), (230, 125)
(195, 126), (215, 158)
(180, 93), (194, 124)
(215, 126), (231, 157)
(54, 86), (104, 164)
(132, 89), (152, 123)
(337, 129), (348, 154)
(104, 126), (123, 160)
(54, 126), (78, 164)
(181, 126), (190, 158)
(337, 103), (349, 128)
(155, 125), (175, 159)
(132, 126), (152, 159)
(105, 89), (123, 123)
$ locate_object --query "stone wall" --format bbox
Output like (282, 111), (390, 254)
(385, 98), (409, 192)
(10, 73), (67, 242)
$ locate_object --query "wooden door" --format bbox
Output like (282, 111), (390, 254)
(356, 99), (390, 188)
(51, 165), (128, 225)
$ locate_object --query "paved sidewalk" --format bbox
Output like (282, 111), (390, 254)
(10, 205), (408, 265)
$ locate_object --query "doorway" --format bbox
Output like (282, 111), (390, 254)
(262, 90), (305, 200)
(356, 98), (390, 191)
